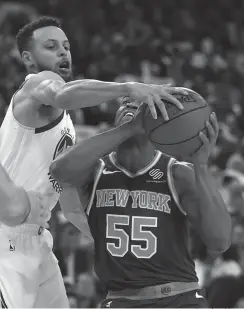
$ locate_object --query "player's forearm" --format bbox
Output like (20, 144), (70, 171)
(54, 79), (129, 109)
(194, 165), (232, 253)
(59, 187), (93, 240)
(65, 212), (93, 240)
(50, 121), (134, 185)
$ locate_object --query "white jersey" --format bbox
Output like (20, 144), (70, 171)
(0, 82), (76, 224)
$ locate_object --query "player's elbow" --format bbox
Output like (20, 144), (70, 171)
(49, 159), (69, 185)
(54, 84), (75, 109)
(204, 232), (232, 256)
(200, 213), (232, 256)
(2, 188), (30, 226)
(54, 88), (68, 109)
(49, 160), (62, 181)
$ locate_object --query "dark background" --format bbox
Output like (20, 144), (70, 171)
(1, 0), (244, 307)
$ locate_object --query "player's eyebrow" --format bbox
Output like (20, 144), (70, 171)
(44, 39), (70, 44)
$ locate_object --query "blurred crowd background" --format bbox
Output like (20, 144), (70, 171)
(1, 0), (244, 307)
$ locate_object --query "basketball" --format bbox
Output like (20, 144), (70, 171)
(143, 88), (211, 157)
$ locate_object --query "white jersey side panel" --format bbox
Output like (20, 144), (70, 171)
(0, 96), (76, 215)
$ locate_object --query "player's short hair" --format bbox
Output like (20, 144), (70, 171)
(16, 16), (61, 55)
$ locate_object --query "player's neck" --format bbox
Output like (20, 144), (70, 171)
(116, 138), (156, 173)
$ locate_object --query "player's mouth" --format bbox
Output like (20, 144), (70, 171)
(122, 111), (135, 122)
(57, 60), (71, 74)
(119, 108), (137, 124)
(115, 101), (140, 125)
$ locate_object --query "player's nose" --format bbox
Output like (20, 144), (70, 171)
(57, 45), (67, 57)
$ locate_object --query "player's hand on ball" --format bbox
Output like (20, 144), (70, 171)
(191, 112), (219, 166)
(126, 82), (187, 120)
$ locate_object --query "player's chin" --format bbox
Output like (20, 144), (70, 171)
(56, 68), (73, 81)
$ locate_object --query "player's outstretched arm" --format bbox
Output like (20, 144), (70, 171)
(49, 104), (145, 187)
(0, 163), (30, 226)
(24, 71), (187, 120)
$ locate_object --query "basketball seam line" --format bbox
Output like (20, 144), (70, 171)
(152, 127), (208, 145)
(148, 103), (207, 129)
(148, 105), (208, 145)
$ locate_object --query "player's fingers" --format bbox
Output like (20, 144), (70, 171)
(166, 87), (188, 96)
(147, 95), (157, 119)
(206, 120), (215, 144)
(159, 90), (184, 110)
(152, 94), (169, 121)
(199, 131), (209, 146)
(210, 112), (219, 135)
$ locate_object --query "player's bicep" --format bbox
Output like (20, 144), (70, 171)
(22, 71), (65, 107)
(59, 186), (93, 238)
(59, 186), (90, 212)
(172, 162), (201, 224)
(59, 160), (100, 213)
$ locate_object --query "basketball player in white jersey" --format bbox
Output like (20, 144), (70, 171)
(0, 16), (188, 308)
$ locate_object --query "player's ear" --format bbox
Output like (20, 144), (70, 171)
(22, 51), (37, 72)
(22, 51), (32, 65)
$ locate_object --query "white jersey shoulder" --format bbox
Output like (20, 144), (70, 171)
(0, 85), (76, 215)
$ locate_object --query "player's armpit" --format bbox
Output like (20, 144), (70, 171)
(171, 162), (200, 222)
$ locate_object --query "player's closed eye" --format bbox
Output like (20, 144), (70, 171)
(46, 45), (55, 50)
(124, 103), (138, 110)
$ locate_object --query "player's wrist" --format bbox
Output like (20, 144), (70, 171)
(120, 82), (132, 97)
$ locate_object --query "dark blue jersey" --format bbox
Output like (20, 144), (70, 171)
(87, 151), (198, 290)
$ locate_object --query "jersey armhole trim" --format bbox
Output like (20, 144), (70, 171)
(86, 159), (105, 216)
(34, 111), (65, 134)
(10, 78), (66, 133)
(167, 158), (187, 216)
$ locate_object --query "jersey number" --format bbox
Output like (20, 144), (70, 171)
(106, 214), (157, 259)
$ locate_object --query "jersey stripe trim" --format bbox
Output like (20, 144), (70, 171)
(109, 150), (162, 178)
(0, 290), (8, 308)
(86, 159), (105, 216)
(167, 158), (187, 216)
(35, 111), (65, 134)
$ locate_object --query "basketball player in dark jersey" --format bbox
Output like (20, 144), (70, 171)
(50, 98), (232, 308)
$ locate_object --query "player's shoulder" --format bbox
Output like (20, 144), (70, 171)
(171, 160), (195, 189)
(15, 71), (66, 109)
(21, 71), (65, 93)
(172, 160), (194, 171)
